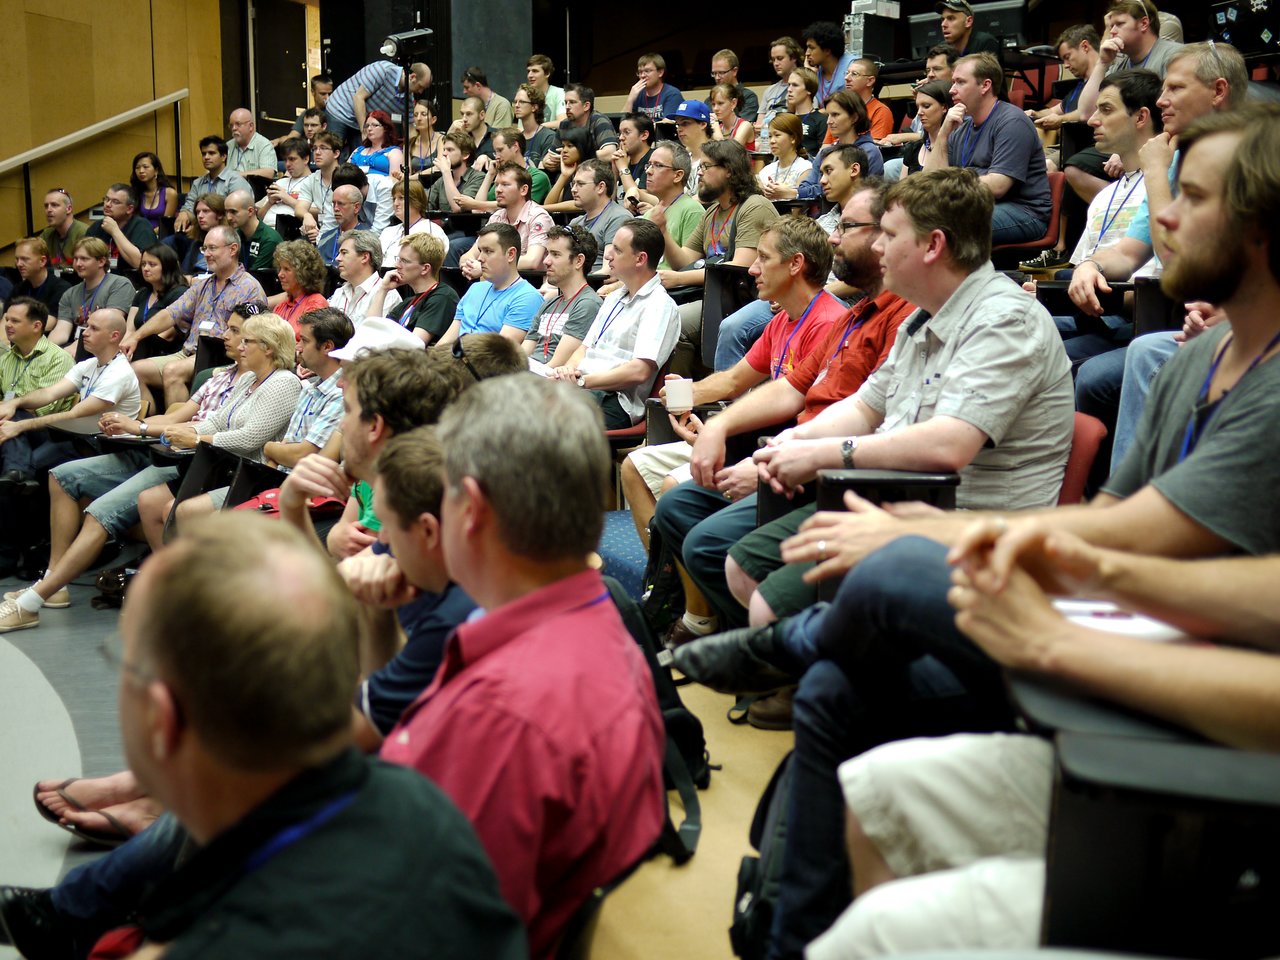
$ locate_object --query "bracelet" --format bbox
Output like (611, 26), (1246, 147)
(1080, 258), (1103, 274)
(139, 422), (147, 438)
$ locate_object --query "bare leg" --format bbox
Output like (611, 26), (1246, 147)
(35, 516), (109, 602)
(726, 554), (759, 609)
(138, 485), (175, 551)
(174, 493), (216, 533)
(621, 457), (658, 548)
(847, 808), (897, 897)
(161, 356), (195, 408)
(46, 473), (86, 569)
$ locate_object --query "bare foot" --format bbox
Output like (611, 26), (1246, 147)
(60, 796), (163, 838)
(35, 771), (144, 820)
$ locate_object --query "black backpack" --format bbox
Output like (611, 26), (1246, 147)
(604, 576), (710, 864)
(730, 751), (795, 959)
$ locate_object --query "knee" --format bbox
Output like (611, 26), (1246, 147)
(725, 554), (756, 605)
(747, 589), (776, 627)
(161, 365), (188, 389)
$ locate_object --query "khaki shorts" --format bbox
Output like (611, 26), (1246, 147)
(626, 440), (694, 499)
(149, 351), (193, 372)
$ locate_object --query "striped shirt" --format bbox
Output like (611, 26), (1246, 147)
(280, 369), (344, 463)
(327, 61), (406, 128)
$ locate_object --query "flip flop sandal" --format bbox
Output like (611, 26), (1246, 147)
(32, 778), (78, 826)
(32, 778), (134, 848)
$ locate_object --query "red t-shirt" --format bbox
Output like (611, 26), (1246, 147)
(743, 289), (847, 381)
(274, 292), (329, 337)
(786, 289), (916, 423)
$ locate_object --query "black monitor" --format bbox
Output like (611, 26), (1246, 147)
(1212, 0), (1280, 58)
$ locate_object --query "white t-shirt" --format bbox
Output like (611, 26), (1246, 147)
(380, 218), (449, 267)
(62, 352), (142, 432)
(262, 174), (312, 228)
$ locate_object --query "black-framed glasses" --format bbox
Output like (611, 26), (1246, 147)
(452, 337), (482, 381)
(835, 220), (879, 235)
(703, 161), (724, 171)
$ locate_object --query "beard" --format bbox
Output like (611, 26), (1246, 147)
(832, 249), (881, 292)
(1161, 228), (1246, 305)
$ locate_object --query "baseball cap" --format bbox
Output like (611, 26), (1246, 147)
(330, 316), (426, 361)
(936, 0), (973, 13)
(663, 100), (711, 124)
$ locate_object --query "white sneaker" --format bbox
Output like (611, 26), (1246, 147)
(3, 586), (69, 609)
(0, 599), (39, 633)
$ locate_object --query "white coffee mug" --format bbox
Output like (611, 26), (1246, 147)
(664, 377), (694, 416)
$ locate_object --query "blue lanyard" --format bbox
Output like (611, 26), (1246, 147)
(592, 296), (628, 346)
(1092, 172), (1145, 255)
(6, 351), (39, 395)
(471, 285), (503, 331)
(224, 370), (275, 424)
(1178, 329), (1280, 462)
(81, 357), (113, 400)
(242, 790), (358, 874)
(81, 279), (106, 322)
(773, 292), (824, 380)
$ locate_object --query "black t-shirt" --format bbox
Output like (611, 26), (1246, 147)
(388, 283), (461, 342)
(7, 273), (71, 315)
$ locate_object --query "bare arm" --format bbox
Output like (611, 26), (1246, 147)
(580, 357), (653, 392)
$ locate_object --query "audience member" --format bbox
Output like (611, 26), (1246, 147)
(324, 60), (430, 147)
(293, 130), (344, 242)
(129, 152), (178, 236)
(39, 189), (87, 269)
(524, 225), (603, 367)
(758, 114), (811, 199)
(1026, 26), (1102, 138)
(300, 106), (327, 145)
(370, 233), (459, 345)
(0, 298), (74, 489)
(552, 83), (619, 165)
(786, 69), (828, 157)
(258, 138), (313, 227)
(633, 141), (703, 270)
(899, 81), (950, 177)
(453, 96), (495, 161)
(547, 219), (680, 427)
(379, 373), (666, 958)
(7, 239), (70, 318)
(457, 128), (553, 212)
(406, 100), (443, 173)
(710, 83), (755, 149)
(224, 188), (282, 272)
(428, 130), (487, 212)
(936, 0), (1001, 56)
(177, 192), (226, 279)
(926, 53), (1052, 244)
(844, 59), (894, 141)
(759, 37), (803, 138)
(513, 83), (558, 165)
(803, 21), (855, 106)
(125, 245), (189, 367)
(612, 113), (656, 199)
(85, 183), (158, 270)
(274, 72), (333, 147)
(349, 109), (404, 176)
(174, 137), (252, 234)
(662, 100), (712, 191)
(461, 66), (514, 129)
(53, 238), (135, 350)
(625, 53), (684, 122)
(710, 49), (759, 122)
(526, 54), (565, 124)
(272, 239), (329, 335)
(439, 223), (543, 345)
(379, 178), (447, 266)
(568, 160), (629, 273)
(459, 163), (553, 273)
(123, 225), (266, 407)
(796, 92), (884, 201)
(318, 184), (368, 264)
(330, 230), (394, 324)
(226, 108), (277, 179)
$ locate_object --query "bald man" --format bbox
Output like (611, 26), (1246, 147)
(224, 189), (282, 271)
(227, 108), (278, 180)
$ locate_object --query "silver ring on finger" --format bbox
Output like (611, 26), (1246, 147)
(817, 540), (826, 562)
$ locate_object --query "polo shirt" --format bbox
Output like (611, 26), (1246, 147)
(578, 273), (680, 422)
(0, 336), (74, 413)
(786, 290), (916, 425)
(487, 201), (553, 256)
(853, 263), (1073, 510)
(86, 215), (158, 260)
(380, 569), (666, 960)
(227, 132), (277, 174)
(326, 61), (408, 129)
(280, 368), (344, 459)
(743, 290), (846, 381)
(168, 266), (266, 352)
(274, 292), (329, 335)
(130, 751), (527, 960)
(180, 169), (254, 214)
(454, 277), (542, 335)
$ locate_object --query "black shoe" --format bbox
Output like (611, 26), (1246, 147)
(672, 624), (800, 694)
(0, 469), (38, 495)
(0, 885), (77, 958)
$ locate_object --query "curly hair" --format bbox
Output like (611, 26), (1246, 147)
(273, 240), (328, 295)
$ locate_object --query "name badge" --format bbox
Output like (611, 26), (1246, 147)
(391, 113), (403, 124)
(3, 391), (15, 401)
(198, 320), (216, 334)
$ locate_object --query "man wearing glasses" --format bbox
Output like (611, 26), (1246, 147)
(624, 53), (684, 123)
(628, 141), (702, 271)
(84, 184), (156, 271)
(121, 225), (265, 408)
(710, 49), (759, 122)
(843, 59), (894, 142)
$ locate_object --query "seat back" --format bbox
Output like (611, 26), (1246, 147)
(701, 263), (758, 366)
(193, 335), (229, 379)
(991, 170), (1067, 262)
(1058, 412), (1108, 505)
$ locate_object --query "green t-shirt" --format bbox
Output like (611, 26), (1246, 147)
(686, 193), (778, 260)
(351, 480), (382, 532)
(646, 193), (705, 270)
(241, 222), (282, 271)
(486, 166), (552, 204)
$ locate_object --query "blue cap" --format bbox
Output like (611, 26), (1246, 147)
(663, 100), (711, 124)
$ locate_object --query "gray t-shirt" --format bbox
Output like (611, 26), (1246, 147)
(524, 284), (603, 360)
(57, 274), (137, 327)
(1103, 325), (1280, 555)
(946, 100), (1052, 220)
(571, 202), (631, 274)
(1107, 37), (1184, 79)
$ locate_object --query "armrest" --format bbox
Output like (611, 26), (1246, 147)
(643, 398), (729, 446)
(815, 469), (960, 511)
(1006, 671), (1191, 743)
(1056, 732), (1280, 809)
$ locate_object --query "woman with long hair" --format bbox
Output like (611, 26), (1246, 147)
(543, 125), (596, 207)
(380, 179), (447, 267)
(757, 113), (810, 199)
(130, 152), (178, 236)
(349, 109), (404, 176)
(178, 192), (226, 281)
(406, 100), (443, 174)
(709, 83), (755, 150)
(127, 244), (190, 374)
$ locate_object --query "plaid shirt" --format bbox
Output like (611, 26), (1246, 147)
(191, 364), (240, 420)
(281, 368), (344, 458)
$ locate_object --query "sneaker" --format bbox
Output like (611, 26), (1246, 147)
(1019, 249), (1070, 271)
(0, 600), (39, 633)
(3, 586), (69, 609)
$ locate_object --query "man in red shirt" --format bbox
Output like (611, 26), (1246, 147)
(652, 181), (915, 632)
(378, 374), (666, 960)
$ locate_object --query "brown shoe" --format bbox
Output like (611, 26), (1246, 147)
(747, 686), (796, 730)
(663, 618), (712, 650)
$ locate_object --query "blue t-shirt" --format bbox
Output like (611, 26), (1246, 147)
(1125, 150), (1181, 247)
(455, 277), (544, 334)
(633, 83), (684, 122)
(946, 100), (1052, 219)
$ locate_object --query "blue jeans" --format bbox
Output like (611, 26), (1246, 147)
(652, 481), (756, 629)
(766, 537), (1013, 959)
(52, 451), (178, 539)
(51, 812), (186, 927)
(991, 203), (1048, 246)
(1112, 331), (1178, 472)
(0, 411), (78, 475)
(714, 300), (774, 371)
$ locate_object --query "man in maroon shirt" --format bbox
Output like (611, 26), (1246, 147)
(379, 374), (666, 959)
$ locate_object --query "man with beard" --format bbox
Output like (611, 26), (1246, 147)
(649, 182), (915, 635)
(672, 103), (1280, 960)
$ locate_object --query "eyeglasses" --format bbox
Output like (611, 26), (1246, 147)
(101, 632), (155, 685)
(396, 256), (422, 266)
(702, 162), (723, 171)
(646, 160), (674, 170)
(710, 69), (731, 79)
(452, 337), (482, 381)
(834, 220), (879, 235)
(1207, 38), (1227, 78)
(241, 337), (262, 347)
(200, 244), (227, 254)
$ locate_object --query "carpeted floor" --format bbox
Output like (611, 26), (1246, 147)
(0, 567), (791, 959)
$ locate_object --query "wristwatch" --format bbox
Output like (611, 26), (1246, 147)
(841, 436), (859, 469)
(139, 423), (147, 438)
